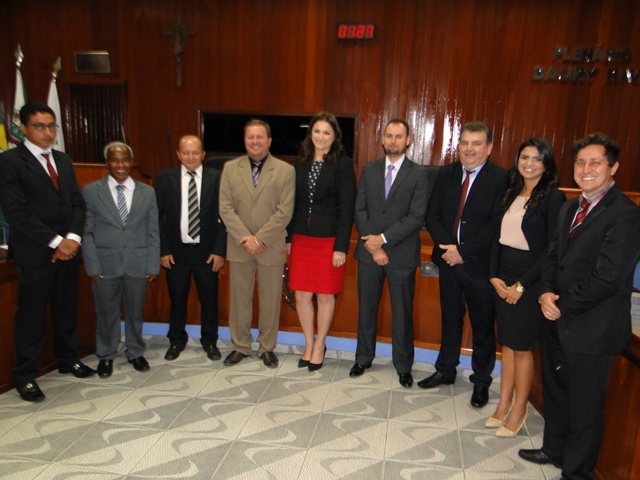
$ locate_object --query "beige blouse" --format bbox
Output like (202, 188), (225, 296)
(499, 195), (530, 251)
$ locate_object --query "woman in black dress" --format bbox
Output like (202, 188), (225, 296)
(487, 138), (565, 437)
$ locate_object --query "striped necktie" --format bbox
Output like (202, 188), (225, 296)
(187, 171), (201, 240)
(252, 161), (262, 187)
(452, 169), (474, 239)
(115, 184), (128, 224)
(569, 197), (591, 238)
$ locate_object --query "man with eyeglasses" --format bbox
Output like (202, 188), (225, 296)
(0, 101), (95, 403)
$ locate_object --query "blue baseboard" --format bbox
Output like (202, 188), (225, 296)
(141, 322), (500, 374)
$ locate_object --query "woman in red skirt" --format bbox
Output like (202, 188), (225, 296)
(286, 112), (356, 371)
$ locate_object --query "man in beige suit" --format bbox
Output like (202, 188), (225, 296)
(219, 119), (295, 367)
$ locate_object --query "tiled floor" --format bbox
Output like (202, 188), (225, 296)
(0, 336), (562, 479)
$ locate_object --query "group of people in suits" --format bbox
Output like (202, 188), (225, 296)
(1, 102), (639, 480)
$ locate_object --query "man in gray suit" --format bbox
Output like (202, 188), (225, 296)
(350, 118), (429, 387)
(219, 119), (295, 368)
(82, 142), (160, 378)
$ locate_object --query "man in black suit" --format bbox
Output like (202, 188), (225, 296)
(350, 118), (429, 387)
(155, 135), (226, 361)
(0, 102), (96, 402)
(519, 134), (640, 479)
(419, 121), (506, 408)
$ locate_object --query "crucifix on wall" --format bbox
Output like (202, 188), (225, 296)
(163, 18), (195, 87)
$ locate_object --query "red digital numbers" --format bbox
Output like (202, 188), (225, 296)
(337, 23), (375, 40)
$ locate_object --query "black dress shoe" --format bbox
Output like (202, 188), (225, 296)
(518, 449), (562, 468)
(417, 372), (455, 389)
(398, 372), (413, 387)
(204, 345), (221, 361)
(349, 363), (371, 377)
(164, 345), (184, 361)
(128, 356), (150, 372)
(223, 350), (248, 366)
(98, 360), (113, 378)
(470, 385), (489, 408)
(16, 381), (45, 402)
(58, 362), (97, 378)
(261, 351), (279, 368)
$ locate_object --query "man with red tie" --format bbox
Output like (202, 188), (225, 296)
(419, 121), (506, 408)
(0, 102), (95, 402)
(519, 133), (640, 479)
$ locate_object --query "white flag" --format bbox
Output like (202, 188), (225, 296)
(47, 77), (65, 152)
(9, 69), (26, 148)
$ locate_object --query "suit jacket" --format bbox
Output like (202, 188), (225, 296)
(427, 160), (507, 278)
(489, 188), (566, 288)
(540, 184), (640, 354)
(155, 166), (226, 262)
(0, 143), (86, 267)
(354, 157), (429, 269)
(219, 154), (295, 265)
(82, 176), (160, 278)
(287, 153), (356, 253)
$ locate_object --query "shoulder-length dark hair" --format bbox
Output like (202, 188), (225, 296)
(499, 137), (558, 212)
(299, 112), (344, 163)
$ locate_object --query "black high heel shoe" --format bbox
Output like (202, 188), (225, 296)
(308, 346), (327, 372)
(298, 358), (310, 368)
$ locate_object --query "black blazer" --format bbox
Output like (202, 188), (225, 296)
(540, 184), (640, 354)
(354, 157), (429, 268)
(287, 154), (356, 253)
(0, 143), (86, 267)
(155, 166), (226, 262)
(427, 160), (507, 278)
(489, 188), (566, 288)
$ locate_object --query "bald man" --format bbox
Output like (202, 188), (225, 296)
(155, 135), (227, 361)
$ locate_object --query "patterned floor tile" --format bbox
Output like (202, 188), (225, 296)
(323, 383), (391, 419)
(198, 370), (273, 403)
(213, 441), (306, 479)
(0, 455), (49, 480)
(383, 460), (465, 479)
(459, 429), (548, 479)
(259, 376), (332, 412)
(385, 422), (463, 469)
(238, 404), (320, 447)
(35, 463), (124, 479)
(309, 413), (388, 459)
(169, 398), (256, 439)
(0, 413), (95, 462)
(127, 431), (231, 479)
(102, 389), (194, 429)
(54, 423), (164, 475)
(0, 408), (33, 436)
(37, 383), (134, 421)
(389, 389), (457, 428)
(136, 365), (216, 397)
(298, 450), (383, 479)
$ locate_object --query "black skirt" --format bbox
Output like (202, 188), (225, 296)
(495, 245), (543, 351)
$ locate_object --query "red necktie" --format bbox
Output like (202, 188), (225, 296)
(42, 153), (60, 191)
(569, 197), (591, 238)
(452, 169), (473, 239)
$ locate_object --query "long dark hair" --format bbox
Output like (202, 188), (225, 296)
(299, 112), (344, 163)
(499, 137), (558, 212)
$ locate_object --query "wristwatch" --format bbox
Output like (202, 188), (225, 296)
(515, 281), (525, 293)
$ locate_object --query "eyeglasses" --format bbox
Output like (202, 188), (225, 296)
(27, 123), (59, 132)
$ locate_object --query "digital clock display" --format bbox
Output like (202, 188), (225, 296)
(336, 23), (376, 41)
